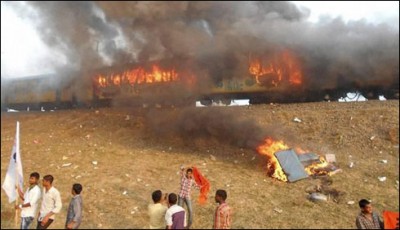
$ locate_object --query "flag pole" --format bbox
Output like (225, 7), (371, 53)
(14, 121), (20, 227)
(15, 178), (19, 226)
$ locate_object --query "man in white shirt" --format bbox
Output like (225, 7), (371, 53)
(37, 174), (62, 229)
(15, 172), (41, 229)
(165, 193), (186, 229)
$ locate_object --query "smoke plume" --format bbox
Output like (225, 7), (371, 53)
(8, 1), (399, 91)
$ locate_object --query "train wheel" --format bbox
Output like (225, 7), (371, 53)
(200, 99), (212, 106)
(221, 99), (231, 105)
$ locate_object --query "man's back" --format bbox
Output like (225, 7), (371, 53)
(148, 203), (168, 229)
(66, 194), (83, 228)
(165, 204), (186, 229)
(214, 203), (232, 229)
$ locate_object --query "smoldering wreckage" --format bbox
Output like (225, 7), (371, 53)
(1, 2), (397, 202)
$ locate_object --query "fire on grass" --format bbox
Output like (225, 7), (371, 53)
(256, 137), (331, 182)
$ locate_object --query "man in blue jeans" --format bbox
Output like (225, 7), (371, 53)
(178, 167), (200, 228)
(15, 172), (42, 229)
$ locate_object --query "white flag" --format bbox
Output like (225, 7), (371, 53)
(2, 121), (24, 203)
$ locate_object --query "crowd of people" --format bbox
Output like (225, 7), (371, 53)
(12, 168), (397, 229)
(148, 167), (232, 229)
(15, 172), (82, 229)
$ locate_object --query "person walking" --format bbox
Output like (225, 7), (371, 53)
(36, 175), (62, 229)
(65, 183), (83, 229)
(213, 189), (232, 229)
(15, 172), (41, 229)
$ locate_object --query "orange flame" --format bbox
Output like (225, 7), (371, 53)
(256, 137), (290, 182)
(94, 64), (179, 88)
(257, 137), (331, 182)
(249, 50), (302, 86)
(304, 156), (329, 176)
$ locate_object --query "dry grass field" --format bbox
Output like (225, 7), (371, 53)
(1, 100), (399, 229)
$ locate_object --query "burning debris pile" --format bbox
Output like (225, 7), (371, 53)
(257, 137), (340, 182)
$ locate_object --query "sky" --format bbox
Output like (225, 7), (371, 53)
(1, 1), (399, 78)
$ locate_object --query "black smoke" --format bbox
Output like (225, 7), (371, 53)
(8, 1), (399, 91)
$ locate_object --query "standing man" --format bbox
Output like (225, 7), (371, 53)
(15, 172), (41, 229)
(65, 183), (83, 229)
(37, 175), (62, 229)
(355, 199), (384, 229)
(178, 166), (200, 228)
(165, 193), (186, 229)
(148, 190), (168, 229)
(213, 189), (232, 229)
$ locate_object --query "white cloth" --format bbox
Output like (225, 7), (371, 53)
(165, 204), (186, 227)
(21, 185), (41, 218)
(39, 186), (62, 220)
(1, 122), (24, 203)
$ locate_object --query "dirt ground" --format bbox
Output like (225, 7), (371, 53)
(1, 100), (399, 229)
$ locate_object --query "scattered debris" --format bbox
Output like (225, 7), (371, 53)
(210, 155), (216, 161)
(298, 153), (320, 167)
(329, 169), (343, 176)
(274, 208), (283, 213)
(123, 191), (127, 195)
(125, 115), (130, 120)
(137, 178), (142, 182)
(308, 192), (328, 202)
(130, 211), (135, 214)
(378, 176), (387, 182)
(125, 174), (130, 177)
(62, 156), (68, 160)
(62, 163), (72, 167)
(306, 177), (345, 203)
(347, 201), (355, 205)
(75, 175), (81, 179)
(92, 161), (98, 165)
(325, 154), (336, 163)
(370, 136), (376, 141)
(349, 162), (354, 168)
(379, 160), (388, 164)
(251, 156), (256, 161)
(293, 117), (302, 123)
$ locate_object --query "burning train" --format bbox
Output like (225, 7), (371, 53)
(1, 50), (398, 111)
